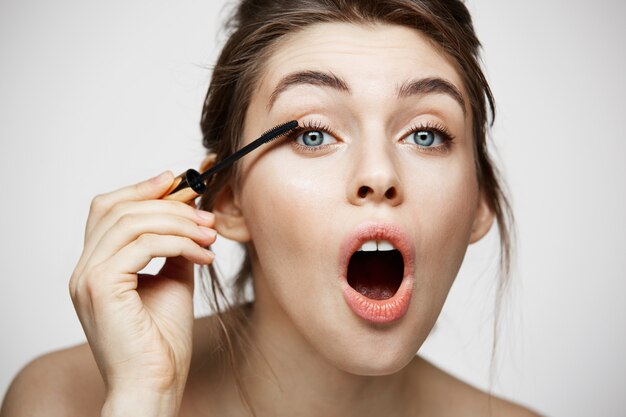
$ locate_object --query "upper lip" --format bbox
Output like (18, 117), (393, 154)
(338, 220), (415, 281)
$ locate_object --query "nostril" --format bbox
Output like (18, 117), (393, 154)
(358, 186), (370, 198)
(385, 187), (396, 199)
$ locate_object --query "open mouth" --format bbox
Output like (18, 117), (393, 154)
(346, 239), (404, 300)
(339, 222), (415, 323)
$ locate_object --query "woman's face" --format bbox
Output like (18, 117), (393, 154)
(223, 22), (491, 375)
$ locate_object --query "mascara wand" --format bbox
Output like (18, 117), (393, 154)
(162, 120), (299, 202)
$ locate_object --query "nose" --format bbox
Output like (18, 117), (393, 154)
(347, 140), (404, 207)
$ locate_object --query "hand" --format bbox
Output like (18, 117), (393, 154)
(68, 171), (216, 405)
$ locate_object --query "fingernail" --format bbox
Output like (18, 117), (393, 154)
(199, 226), (217, 239)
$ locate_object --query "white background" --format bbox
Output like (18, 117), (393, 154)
(1, 1), (625, 416)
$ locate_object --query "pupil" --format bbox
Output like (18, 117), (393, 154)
(415, 131), (434, 146)
(303, 131), (323, 146)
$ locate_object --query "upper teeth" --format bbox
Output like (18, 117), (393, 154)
(357, 239), (396, 252)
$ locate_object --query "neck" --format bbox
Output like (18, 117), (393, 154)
(211, 295), (414, 417)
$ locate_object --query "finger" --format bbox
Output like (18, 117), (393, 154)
(80, 213), (217, 277)
(83, 199), (214, 260)
(85, 171), (175, 237)
(102, 234), (214, 278)
(72, 235), (212, 313)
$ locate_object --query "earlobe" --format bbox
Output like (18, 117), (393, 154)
(468, 189), (495, 244)
(212, 183), (251, 243)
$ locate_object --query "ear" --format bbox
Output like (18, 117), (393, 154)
(212, 184), (251, 243)
(202, 152), (250, 243)
(468, 188), (495, 244)
(200, 153), (250, 242)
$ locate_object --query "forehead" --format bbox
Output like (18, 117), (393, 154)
(257, 22), (467, 108)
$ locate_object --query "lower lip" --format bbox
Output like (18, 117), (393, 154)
(340, 273), (414, 324)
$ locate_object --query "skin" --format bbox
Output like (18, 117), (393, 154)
(205, 22), (494, 415)
(1, 22), (543, 417)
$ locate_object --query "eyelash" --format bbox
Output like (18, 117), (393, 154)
(288, 120), (340, 153)
(288, 119), (456, 154)
(403, 120), (456, 154)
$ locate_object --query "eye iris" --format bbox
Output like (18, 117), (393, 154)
(414, 130), (435, 146)
(302, 131), (324, 146)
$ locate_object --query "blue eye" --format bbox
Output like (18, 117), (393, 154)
(295, 130), (336, 147)
(406, 130), (442, 147)
(401, 123), (455, 154)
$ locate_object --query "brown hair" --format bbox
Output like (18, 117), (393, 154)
(197, 0), (516, 414)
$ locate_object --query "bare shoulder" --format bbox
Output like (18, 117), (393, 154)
(0, 315), (221, 417)
(406, 355), (545, 417)
(0, 342), (105, 417)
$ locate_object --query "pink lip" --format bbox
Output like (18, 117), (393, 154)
(338, 221), (415, 324)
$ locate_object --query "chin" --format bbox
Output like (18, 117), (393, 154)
(341, 355), (414, 377)
(326, 340), (418, 376)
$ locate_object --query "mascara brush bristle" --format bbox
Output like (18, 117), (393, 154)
(198, 119), (299, 183)
(259, 119), (300, 142)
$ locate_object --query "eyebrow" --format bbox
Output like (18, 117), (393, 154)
(268, 70), (350, 109)
(396, 76), (467, 116)
(267, 70), (466, 115)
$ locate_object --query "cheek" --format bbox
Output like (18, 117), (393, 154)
(239, 152), (340, 273)
(238, 154), (347, 328)
(407, 155), (478, 303)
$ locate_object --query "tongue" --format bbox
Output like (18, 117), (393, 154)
(347, 250), (404, 300)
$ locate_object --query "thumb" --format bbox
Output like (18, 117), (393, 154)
(102, 170), (176, 206)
